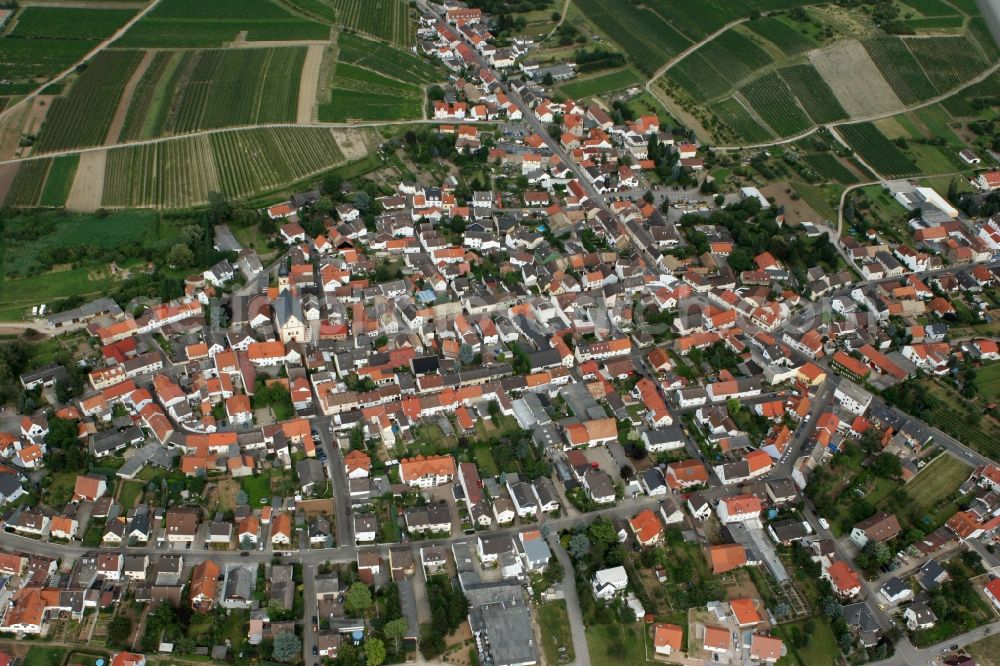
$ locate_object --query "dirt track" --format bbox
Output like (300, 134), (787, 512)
(296, 44), (324, 124)
(105, 50), (156, 144)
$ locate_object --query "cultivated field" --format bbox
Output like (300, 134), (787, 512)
(573, 0), (692, 75)
(707, 98), (772, 144)
(337, 32), (440, 84)
(101, 127), (348, 208)
(0, 5), (139, 95)
(838, 122), (919, 177)
(862, 37), (938, 105)
(319, 62), (423, 122)
(557, 68), (644, 99)
(778, 64), (848, 124)
(170, 47), (306, 132)
(665, 30), (773, 103)
(745, 15), (817, 55)
(116, 0), (329, 48)
(328, 0), (413, 47)
(740, 72), (813, 137)
(809, 40), (904, 118)
(4, 160), (51, 208)
(802, 153), (861, 184)
(905, 35), (990, 92)
(34, 50), (144, 152)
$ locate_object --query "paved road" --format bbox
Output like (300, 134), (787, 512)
(546, 532), (591, 666)
(315, 418), (353, 547)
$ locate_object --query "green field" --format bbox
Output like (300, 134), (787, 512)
(117, 51), (176, 142)
(116, 0), (329, 47)
(161, 47), (306, 133)
(118, 480), (144, 509)
(779, 63), (848, 124)
(839, 122), (919, 177)
(10, 6), (136, 39)
(35, 50), (144, 152)
(538, 601), (574, 665)
(708, 98), (773, 143)
(0, 267), (113, 320)
(328, 0), (413, 47)
(740, 71), (812, 136)
(337, 32), (441, 84)
(773, 618), (839, 666)
(585, 621), (648, 666)
(241, 472), (272, 506)
(803, 153), (860, 184)
(745, 16), (817, 55)
(0, 6), (139, 94)
(24, 647), (68, 666)
(903, 0), (961, 15)
(558, 68), (644, 99)
(974, 363), (1000, 402)
(898, 454), (971, 513)
(41, 155), (79, 207)
(319, 62), (423, 121)
(941, 71), (1000, 117)
(0, 210), (174, 278)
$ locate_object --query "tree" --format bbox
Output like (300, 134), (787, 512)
(568, 533), (591, 559)
(271, 631), (301, 662)
(344, 582), (373, 616)
(873, 452), (902, 479)
(240, 535), (254, 550)
(166, 243), (195, 268)
(107, 615), (132, 648)
(365, 638), (387, 666)
(383, 618), (408, 652)
(235, 489), (249, 505)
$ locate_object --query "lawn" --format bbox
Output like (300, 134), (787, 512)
(472, 444), (498, 477)
(241, 472), (272, 506)
(44, 471), (79, 507)
(974, 362), (1000, 402)
(773, 618), (839, 666)
(900, 454), (972, 513)
(968, 632), (1000, 666)
(585, 621), (648, 666)
(558, 68), (644, 99)
(117, 481), (144, 509)
(24, 647), (67, 666)
(538, 600), (574, 665)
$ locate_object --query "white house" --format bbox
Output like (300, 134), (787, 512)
(591, 565), (629, 600)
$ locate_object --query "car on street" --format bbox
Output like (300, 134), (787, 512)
(818, 518), (830, 530)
